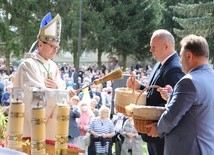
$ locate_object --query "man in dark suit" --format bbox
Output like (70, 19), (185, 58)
(126, 29), (184, 155)
(148, 34), (214, 155)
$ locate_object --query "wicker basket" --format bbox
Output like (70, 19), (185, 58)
(124, 103), (136, 116)
(115, 85), (160, 116)
(133, 115), (156, 134)
(114, 87), (147, 116)
(132, 105), (166, 133)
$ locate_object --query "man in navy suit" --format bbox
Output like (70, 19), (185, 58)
(127, 29), (184, 155)
(148, 34), (214, 155)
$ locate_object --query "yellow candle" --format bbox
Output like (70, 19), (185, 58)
(55, 104), (69, 154)
(7, 101), (24, 151)
(31, 107), (46, 155)
(56, 104), (69, 135)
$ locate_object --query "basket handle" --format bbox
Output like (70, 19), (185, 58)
(135, 85), (160, 105)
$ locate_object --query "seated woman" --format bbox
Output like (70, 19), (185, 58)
(88, 105), (115, 155)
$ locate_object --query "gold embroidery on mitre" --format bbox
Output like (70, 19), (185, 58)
(38, 14), (61, 43)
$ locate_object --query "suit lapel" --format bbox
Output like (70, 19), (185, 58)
(150, 53), (179, 85)
(148, 63), (161, 85)
(147, 53), (179, 95)
(150, 65), (162, 85)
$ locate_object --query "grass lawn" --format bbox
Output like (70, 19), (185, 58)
(143, 141), (148, 155)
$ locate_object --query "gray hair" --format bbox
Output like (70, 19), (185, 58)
(152, 29), (175, 47)
(99, 105), (110, 115)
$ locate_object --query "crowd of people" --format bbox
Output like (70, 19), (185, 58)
(0, 12), (149, 155)
(1, 11), (214, 155)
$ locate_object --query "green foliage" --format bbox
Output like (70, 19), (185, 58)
(173, 16), (214, 37)
(71, 0), (163, 69)
(133, 0), (162, 61)
(0, 0), (163, 69)
(84, 1), (114, 52)
(0, 0), (65, 69)
(95, 0), (163, 65)
(159, 0), (197, 50)
(171, 2), (214, 17)
(7, 0), (214, 69)
(58, 0), (80, 50)
(171, 1), (214, 62)
(172, 2), (214, 37)
(2, 0), (37, 52)
(50, 0), (84, 69)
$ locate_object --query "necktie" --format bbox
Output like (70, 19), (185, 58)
(149, 63), (162, 85)
(147, 63), (162, 97)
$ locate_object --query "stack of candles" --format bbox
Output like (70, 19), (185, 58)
(55, 91), (70, 155)
(7, 88), (24, 151)
(31, 88), (46, 155)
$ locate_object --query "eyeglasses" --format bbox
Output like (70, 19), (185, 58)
(42, 41), (60, 50)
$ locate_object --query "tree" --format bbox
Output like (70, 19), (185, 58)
(109, 0), (162, 70)
(171, 1), (214, 62)
(0, 0), (58, 73)
(1, 0), (45, 55)
(76, 0), (162, 70)
(83, 0), (114, 69)
(0, 2), (23, 74)
(56, 0), (81, 69)
(172, 2), (214, 37)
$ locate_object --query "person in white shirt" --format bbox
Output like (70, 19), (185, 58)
(12, 12), (66, 140)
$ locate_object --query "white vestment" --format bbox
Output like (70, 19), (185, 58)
(12, 50), (66, 140)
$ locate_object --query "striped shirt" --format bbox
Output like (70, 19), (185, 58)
(88, 118), (115, 153)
